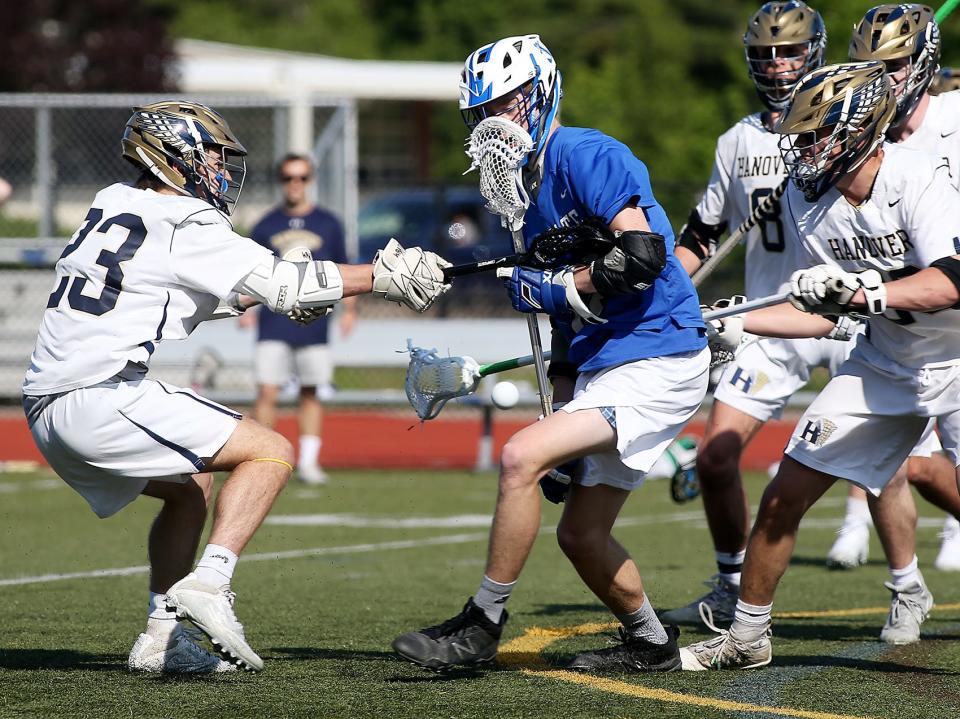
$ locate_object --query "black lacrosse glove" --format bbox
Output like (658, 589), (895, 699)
(539, 459), (581, 504)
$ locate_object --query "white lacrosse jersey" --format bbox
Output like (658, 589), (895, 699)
(898, 90), (960, 191)
(695, 113), (793, 299)
(783, 143), (960, 369)
(23, 183), (274, 395)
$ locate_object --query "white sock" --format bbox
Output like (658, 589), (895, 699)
(647, 451), (677, 481)
(733, 599), (772, 640)
(716, 550), (745, 586)
(890, 555), (923, 588)
(299, 435), (321, 468)
(194, 544), (238, 589)
(146, 592), (176, 635)
(844, 496), (872, 526)
(473, 575), (515, 623)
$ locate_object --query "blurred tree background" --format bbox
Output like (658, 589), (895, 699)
(173, 0), (960, 223)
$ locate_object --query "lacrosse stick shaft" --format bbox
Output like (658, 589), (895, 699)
(692, 178), (789, 288)
(937, 0), (960, 22)
(510, 227), (553, 417)
(702, 291), (791, 322)
(479, 351), (553, 377)
(443, 254), (518, 280)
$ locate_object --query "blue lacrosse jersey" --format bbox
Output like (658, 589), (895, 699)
(250, 206), (347, 347)
(523, 127), (706, 371)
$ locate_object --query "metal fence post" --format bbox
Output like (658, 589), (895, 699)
(35, 106), (54, 238)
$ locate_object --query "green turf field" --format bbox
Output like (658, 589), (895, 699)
(1, 468), (959, 718)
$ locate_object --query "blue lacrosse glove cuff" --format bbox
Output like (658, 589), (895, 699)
(503, 267), (570, 316)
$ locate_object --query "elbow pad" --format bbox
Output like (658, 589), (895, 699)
(678, 210), (726, 261)
(590, 230), (667, 297)
(238, 257), (343, 314)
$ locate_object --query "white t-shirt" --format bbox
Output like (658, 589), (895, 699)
(695, 113), (794, 298)
(23, 183), (274, 395)
(783, 144), (960, 369)
(899, 90), (960, 191)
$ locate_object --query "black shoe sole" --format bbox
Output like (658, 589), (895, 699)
(566, 655), (682, 674)
(393, 646), (497, 673)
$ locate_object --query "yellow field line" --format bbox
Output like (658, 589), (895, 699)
(498, 620), (884, 719)
(775, 601), (960, 619)
(521, 668), (876, 719)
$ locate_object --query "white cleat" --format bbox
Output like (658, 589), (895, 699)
(297, 464), (329, 486)
(128, 622), (237, 673)
(825, 520), (870, 570)
(679, 604), (772, 671)
(659, 575), (739, 627)
(880, 580), (934, 645)
(934, 516), (960, 571)
(166, 573), (264, 671)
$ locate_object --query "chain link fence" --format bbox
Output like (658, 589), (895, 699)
(0, 94), (741, 406)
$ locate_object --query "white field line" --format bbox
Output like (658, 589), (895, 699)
(0, 478), (61, 493)
(0, 495), (941, 589)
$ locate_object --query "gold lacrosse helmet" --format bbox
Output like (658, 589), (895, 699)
(121, 100), (247, 215)
(849, 4), (941, 126)
(931, 66), (960, 94)
(743, 1), (827, 111)
(776, 61), (895, 201)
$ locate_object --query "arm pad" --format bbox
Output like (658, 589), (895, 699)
(237, 257), (343, 314)
(930, 256), (960, 309)
(677, 210), (726, 261)
(590, 230), (667, 297)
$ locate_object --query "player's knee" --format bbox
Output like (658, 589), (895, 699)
(267, 432), (296, 469)
(697, 434), (744, 487)
(498, 439), (540, 490)
(905, 456), (934, 488)
(556, 521), (605, 559)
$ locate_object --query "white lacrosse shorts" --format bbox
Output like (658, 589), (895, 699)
(713, 334), (855, 422)
(27, 378), (241, 518)
(255, 341), (332, 388)
(786, 341), (960, 495)
(561, 347), (710, 491)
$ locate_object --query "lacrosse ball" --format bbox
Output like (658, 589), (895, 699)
(491, 381), (520, 409)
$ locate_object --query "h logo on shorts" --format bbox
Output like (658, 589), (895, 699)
(799, 419), (837, 447)
(728, 367), (753, 393)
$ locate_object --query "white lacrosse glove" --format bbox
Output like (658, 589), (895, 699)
(372, 238), (452, 312)
(825, 313), (864, 341)
(282, 246), (334, 325)
(789, 265), (886, 315)
(702, 295), (746, 368)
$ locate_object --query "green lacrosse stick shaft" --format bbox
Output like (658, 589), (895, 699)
(479, 351), (554, 378)
(937, 0), (959, 23)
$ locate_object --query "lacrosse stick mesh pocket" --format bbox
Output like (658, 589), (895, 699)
(405, 343), (482, 420)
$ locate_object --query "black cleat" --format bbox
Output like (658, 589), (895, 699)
(567, 625), (682, 673)
(392, 598), (507, 671)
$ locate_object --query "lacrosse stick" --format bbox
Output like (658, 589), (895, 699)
(442, 217), (616, 281)
(702, 290), (791, 322)
(466, 116), (553, 417)
(405, 340), (553, 420)
(692, 178), (789, 288)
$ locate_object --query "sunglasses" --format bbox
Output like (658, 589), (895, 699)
(280, 174), (311, 183)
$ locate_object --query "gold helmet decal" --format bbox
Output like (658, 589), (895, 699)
(121, 100), (248, 215)
(744, 1), (827, 111)
(776, 61), (895, 201)
(849, 5), (941, 124)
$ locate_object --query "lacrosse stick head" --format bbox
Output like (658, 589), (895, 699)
(464, 117), (533, 232)
(405, 341), (482, 420)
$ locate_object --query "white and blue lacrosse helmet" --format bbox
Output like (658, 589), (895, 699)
(459, 34), (562, 166)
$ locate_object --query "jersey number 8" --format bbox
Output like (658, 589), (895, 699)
(46, 209), (147, 316)
(750, 187), (784, 253)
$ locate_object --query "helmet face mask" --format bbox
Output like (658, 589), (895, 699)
(743, 1), (827, 111)
(776, 61), (895, 201)
(459, 35), (562, 166)
(121, 101), (247, 215)
(849, 4), (941, 127)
